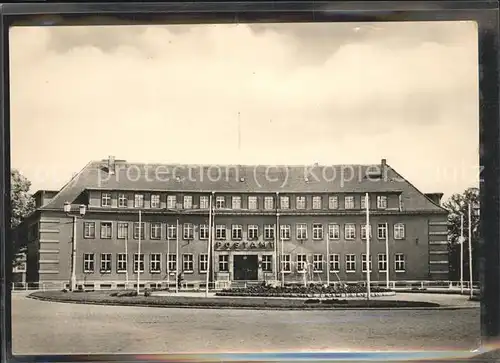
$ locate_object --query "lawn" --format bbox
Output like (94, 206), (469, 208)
(28, 290), (441, 309)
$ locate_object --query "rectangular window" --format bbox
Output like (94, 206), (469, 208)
(150, 253), (161, 273)
(216, 196), (225, 209)
(395, 254), (405, 272)
(248, 225), (259, 240)
(199, 224), (209, 240)
(312, 196), (322, 209)
(280, 196), (290, 209)
(264, 196), (274, 210)
(183, 195), (193, 209)
(232, 196), (241, 209)
(117, 223), (128, 239)
(101, 192), (111, 207)
(328, 196), (338, 209)
(133, 222), (145, 239)
(219, 255), (229, 272)
(297, 254), (307, 272)
(117, 253), (127, 273)
(281, 254), (291, 272)
(344, 196), (354, 209)
(216, 224), (226, 240)
(378, 254), (387, 272)
(83, 253), (94, 273)
(394, 223), (405, 239)
(362, 254), (373, 272)
(248, 196), (258, 209)
(345, 254), (356, 272)
(183, 223), (194, 240)
(296, 223), (307, 240)
(167, 195), (177, 209)
(84, 222), (95, 239)
(296, 196), (306, 209)
(167, 254), (176, 272)
(151, 194), (161, 208)
(329, 254), (340, 272)
(361, 195), (370, 210)
(328, 224), (340, 240)
(377, 223), (388, 240)
(100, 222), (112, 239)
(262, 255), (272, 272)
(133, 253), (145, 273)
(150, 222), (162, 240)
(264, 224), (275, 240)
(134, 194), (144, 208)
(167, 224), (177, 239)
(199, 254), (208, 273)
(344, 223), (356, 240)
(118, 193), (128, 208)
(183, 254), (194, 272)
(361, 224), (372, 240)
(313, 254), (323, 272)
(200, 196), (209, 209)
(312, 223), (323, 240)
(280, 224), (291, 240)
(377, 195), (388, 209)
(232, 225), (243, 240)
(100, 253), (111, 273)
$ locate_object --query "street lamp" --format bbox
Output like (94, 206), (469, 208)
(63, 201), (87, 291)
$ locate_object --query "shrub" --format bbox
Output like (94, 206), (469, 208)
(144, 288), (152, 297)
(216, 284), (390, 297)
(304, 299), (320, 304)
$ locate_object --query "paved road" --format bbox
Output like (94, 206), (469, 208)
(12, 293), (480, 355)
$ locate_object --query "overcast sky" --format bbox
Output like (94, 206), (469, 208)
(9, 21), (479, 200)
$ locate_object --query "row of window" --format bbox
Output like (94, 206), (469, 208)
(83, 221), (406, 241)
(100, 192), (395, 211)
(81, 253), (407, 274)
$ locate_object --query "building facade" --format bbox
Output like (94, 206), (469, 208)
(17, 157), (449, 290)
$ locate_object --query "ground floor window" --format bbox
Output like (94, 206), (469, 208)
(100, 253), (111, 273)
(167, 254), (177, 272)
(199, 254), (208, 273)
(83, 253), (94, 273)
(262, 255), (272, 272)
(281, 254), (291, 272)
(313, 254), (323, 272)
(150, 253), (161, 273)
(297, 254), (307, 272)
(361, 254), (372, 272)
(183, 254), (194, 272)
(329, 254), (340, 272)
(117, 253), (127, 273)
(219, 254), (229, 272)
(133, 253), (144, 273)
(395, 253), (405, 272)
(345, 254), (356, 272)
(378, 254), (387, 272)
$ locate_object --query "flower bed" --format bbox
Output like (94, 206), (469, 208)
(215, 283), (392, 298)
(28, 290), (440, 309)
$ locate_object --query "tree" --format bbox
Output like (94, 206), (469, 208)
(11, 169), (36, 267)
(442, 187), (480, 282)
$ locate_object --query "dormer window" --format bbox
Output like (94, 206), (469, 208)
(101, 192), (111, 207)
(377, 195), (387, 209)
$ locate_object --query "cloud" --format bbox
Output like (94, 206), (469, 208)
(9, 21), (478, 199)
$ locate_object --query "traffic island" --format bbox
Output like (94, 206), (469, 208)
(27, 290), (443, 310)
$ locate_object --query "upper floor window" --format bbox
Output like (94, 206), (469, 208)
(101, 192), (111, 207)
(361, 195), (370, 210)
(84, 222), (95, 239)
(344, 223), (356, 240)
(134, 194), (144, 208)
(216, 196), (225, 209)
(377, 223), (388, 239)
(232, 196), (241, 209)
(394, 223), (405, 239)
(296, 223), (307, 240)
(151, 194), (161, 208)
(183, 223), (194, 239)
(280, 225), (291, 240)
(296, 196), (306, 209)
(328, 196), (338, 209)
(248, 196), (258, 210)
(344, 196), (354, 209)
(264, 196), (274, 210)
(248, 225), (259, 240)
(232, 225), (243, 240)
(328, 224), (340, 240)
(312, 196), (322, 210)
(183, 195), (193, 209)
(280, 196), (290, 209)
(100, 222), (112, 239)
(200, 196), (209, 209)
(377, 195), (388, 209)
(167, 195), (177, 209)
(118, 193), (128, 208)
(264, 224), (275, 240)
(312, 223), (323, 240)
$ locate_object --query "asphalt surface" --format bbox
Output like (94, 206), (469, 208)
(11, 293), (481, 355)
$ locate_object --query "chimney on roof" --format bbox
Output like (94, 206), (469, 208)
(108, 156), (115, 175)
(381, 158), (387, 169)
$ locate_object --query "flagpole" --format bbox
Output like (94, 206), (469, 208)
(166, 224), (170, 289)
(136, 210), (141, 295)
(176, 217), (179, 294)
(365, 193), (371, 300)
(468, 202), (473, 298)
(125, 234), (129, 288)
(385, 222), (389, 289)
(326, 230), (330, 286)
(281, 234), (285, 287)
(275, 192), (279, 284)
(205, 194), (213, 297)
(460, 213), (464, 294)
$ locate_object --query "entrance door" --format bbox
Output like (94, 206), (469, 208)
(233, 255), (258, 281)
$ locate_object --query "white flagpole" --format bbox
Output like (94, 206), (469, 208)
(125, 234), (129, 288)
(176, 217), (179, 294)
(460, 213), (464, 294)
(166, 224), (170, 289)
(136, 210), (142, 295)
(365, 193), (371, 300)
(468, 202), (473, 298)
(326, 230), (330, 286)
(385, 222), (389, 289)
(275, 192), (279, 283)
(281, 234), (285, 287)
(205, 194), (213, 297)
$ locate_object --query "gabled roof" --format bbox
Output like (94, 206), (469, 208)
(38, 158), (448, 214)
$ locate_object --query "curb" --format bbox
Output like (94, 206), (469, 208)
(26, 294), (477, 311)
